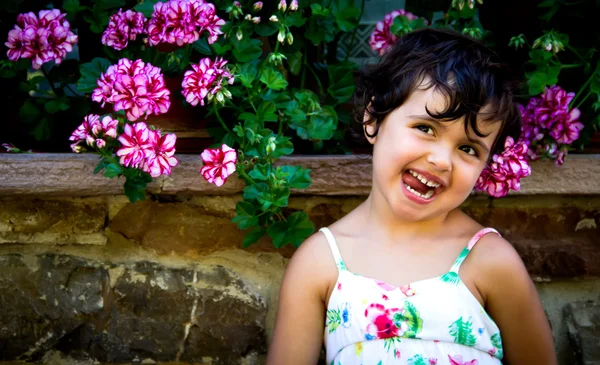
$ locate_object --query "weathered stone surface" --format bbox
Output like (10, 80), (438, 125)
(2, 153), (599, 196)
(564, 301), (600, 365)
(0, 199), (107, 245)
(0, 254), (268, 364)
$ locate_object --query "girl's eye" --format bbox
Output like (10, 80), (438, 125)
(460, 145), (478, 157)
(416, 125), (434, 135)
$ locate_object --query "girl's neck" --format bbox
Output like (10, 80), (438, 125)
(357, 192), (453, 245)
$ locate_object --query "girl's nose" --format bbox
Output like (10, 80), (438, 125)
(426, 147), (452, 172)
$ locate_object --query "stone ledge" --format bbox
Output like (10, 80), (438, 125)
(1, 153), (599, 196)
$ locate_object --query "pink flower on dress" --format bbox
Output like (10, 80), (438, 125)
(374, 280), (396, 291)
(117, 122), (153, 168)
(394, 349), (401, 359)
(5, 9), (77, 69)
(102, 9), (147, 51)
(142, 130), (178, 177)
(448, 355), (478, 365)
(200, 144), (237, 187)
(364, 303), (407, 339)
(475, 136), (531, 198)
(146, 0), (224, 46)
(182, 57), (234, 106)
(429, 359), (438, 365)
(400, 284), (415, 297)
(369, 9), (427, 55)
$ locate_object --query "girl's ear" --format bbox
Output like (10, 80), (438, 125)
(363, 104), (377, 145)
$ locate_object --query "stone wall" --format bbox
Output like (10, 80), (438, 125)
(0, 154), (599, 365)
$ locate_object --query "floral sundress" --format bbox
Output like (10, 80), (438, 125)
(320, 227), (504, 365)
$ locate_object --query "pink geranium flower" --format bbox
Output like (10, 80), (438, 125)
(369, 9), (427, 55)
(5, 9), (77, 69)
(92, 58), (171, 122)
(117, 122), (153, 168)
(146, 0), (224, 46)
(200, 144), (237, 186)
(101, 9), (147, 51)
(448, 355), (478, 365)
(182, 57), (234, 106)
(475, 136), (531, 198)
(143, 130), (178, 177)
(69, 114), (119, 151)
(520, 85), (583, 165)
(364, 303), (407, 339)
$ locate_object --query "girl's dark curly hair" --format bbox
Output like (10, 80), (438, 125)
(354, 28), (522, 158)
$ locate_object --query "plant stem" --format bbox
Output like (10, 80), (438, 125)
(212, 103), (234, 136)
(300, 50), (307, 89)
(560, 63), (583, 69)
(306, 63), (325, 95)
(567, 45), (590, 67)
(574, 90), (592, 109)
(238, 168), (260, 188)
(40, 66), (60, 96)
(570, 72), (594, 107)
(344, 0), (366, 63)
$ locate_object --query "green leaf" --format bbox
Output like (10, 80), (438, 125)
(31, 117), (51, 141)
(77, 57), (113, 93)
(134, 0), (162, 17)
(284, 12), (307, 27)
(212, 41), (232, 55)
(19, 100), (40, 123)
(305, 15), (336, 45)
(96, 0), (126, 9)
(440, 271), (461, 285)
(526, 66), (560, 95)
(232, 38), (263, 63)
(123, 175), (148, 203)
(238, 61), (258, 88)
(232, 201), (258, 230)
(402, 301), (423, 337)
(45, 98), (71, 114)
(242, 226), (266, 248)
(310, 3), (329, 16)
(328, 62), (357, 104)
(103, 163), (122, 178)
(287, 51), (303, 76)
(590, 69), (600, 94)
(257, 101), (278, 122)
(326, 308), (341, 333)
(290, 106), (337, 141)
(260, 68), (288, 90)
(267, 211), (315, 248)
(82, 5), (111, 33)
(248, 163), (270, 181)
(243, 183), (265, 200)
(192, 38), (213, 55)
(279, 165), (312, 189)
(93, 159), (108, 174)
(255, 22), (279, 36)
(273, 135), (294, 157)
(331, 0), (360, 32)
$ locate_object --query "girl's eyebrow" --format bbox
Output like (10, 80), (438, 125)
(407, 114), (491, 155)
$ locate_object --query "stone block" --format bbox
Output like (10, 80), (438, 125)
(0, 199), (107, 246)
(0, 254), (268, 364)
(564, 301), (600, 365)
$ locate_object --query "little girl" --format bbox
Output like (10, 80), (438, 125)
(267, 29), (556, 364)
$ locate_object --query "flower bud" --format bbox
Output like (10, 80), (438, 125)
(223, 88), (232, 99)
(266, 136), (277, 155)
(286, 32), (293, 45)
(252, 16), (261, 24)
(236, 29), (243, 40)
(96, 139), (106, 148)
(289, 0), (298, 11)
(277, 29), (286, 43)
(245, 14), (252, 20)
(234, 1), (241, 7)
(216, 91), (225, 104)
(253, 1), (263, 11)
(278, 0), (287, 12)
(269, 15), (278, 22)
(70, 143), (85, 153)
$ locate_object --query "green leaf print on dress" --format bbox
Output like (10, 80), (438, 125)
(408, 354), (436, 365)
(449, 316), (477, 346)
(440, 271), (461, 285)
(491, 333), (504, 359)
(326, 308), (342, 334)
(400, 301), (423, 338)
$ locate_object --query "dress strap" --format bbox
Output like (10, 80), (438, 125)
(319, 227), (347, 272)
(449, 228), (501, 273)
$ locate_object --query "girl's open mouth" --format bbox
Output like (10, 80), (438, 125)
(401, 169), (444, 202)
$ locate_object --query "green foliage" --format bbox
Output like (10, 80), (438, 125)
(449, 317), (477, 347)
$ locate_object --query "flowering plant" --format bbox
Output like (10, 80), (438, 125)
(3, 0), (363, 248)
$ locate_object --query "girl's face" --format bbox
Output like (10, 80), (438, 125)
(366, 85), (501, 222)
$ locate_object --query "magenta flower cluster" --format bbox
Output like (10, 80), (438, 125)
(475, 137), (532, 198)
(117, 122), (179, 177)
(147, 0), (225, 47)
(182, 57), (234, 106)
(369, 9), (427, 56)
(101, 9), (147, 51)
(69, 114), (118, 152)
(5, 9), (78, 70)
(519, 85), (584, 165)
(92, 58), (171, 122)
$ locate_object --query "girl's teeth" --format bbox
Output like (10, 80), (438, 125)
(408, 170), (440, 188)
(404, 184), (435, 199)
